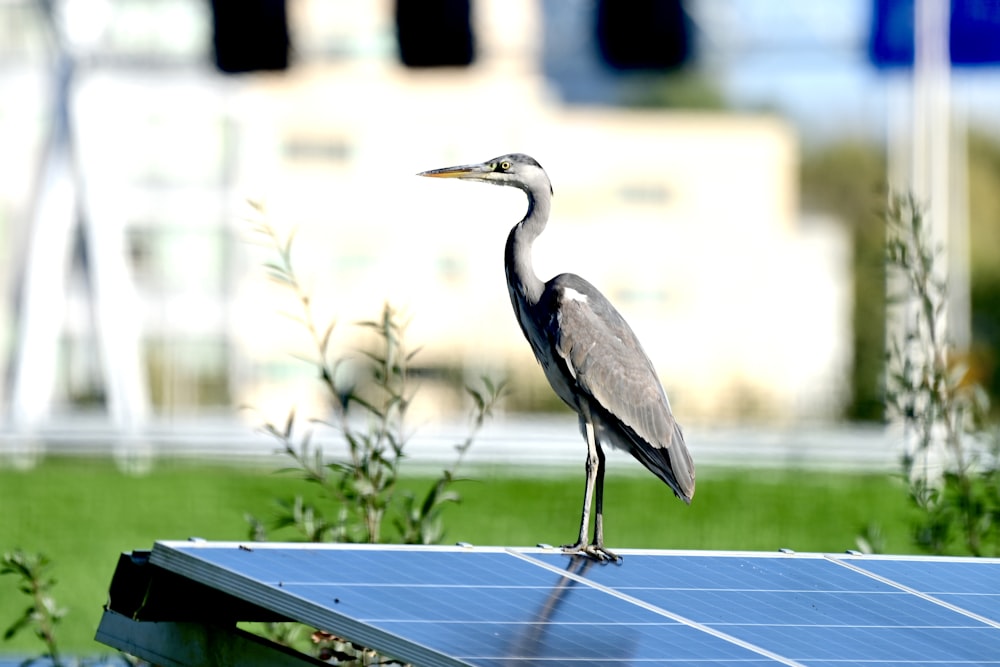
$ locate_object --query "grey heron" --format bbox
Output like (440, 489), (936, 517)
(419, 153), (695, 562)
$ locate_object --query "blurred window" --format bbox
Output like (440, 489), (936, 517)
(596, 0), (690, 71)
(395, 0), (474, 67)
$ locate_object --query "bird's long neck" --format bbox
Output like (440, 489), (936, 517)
(505, 189), (550, 307)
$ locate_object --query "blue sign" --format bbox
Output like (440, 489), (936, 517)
(870, 0), (1000, 67)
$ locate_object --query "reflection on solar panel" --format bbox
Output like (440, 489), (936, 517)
(96, 541), (1000, 666)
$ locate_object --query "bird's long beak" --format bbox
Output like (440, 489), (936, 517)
(416, 162), (490, 180)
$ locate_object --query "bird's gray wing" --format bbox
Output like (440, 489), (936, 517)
(547, 275), (695, 500)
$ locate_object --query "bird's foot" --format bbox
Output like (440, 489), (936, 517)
(561, 541), (622, 564)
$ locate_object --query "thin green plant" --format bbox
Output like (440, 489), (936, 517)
(1, 550), (135, 667)
(884, 192), (1000, 556)
(243, 204), (504, 663)
(244, 205), (504, 546)
(2, 550), (66, 667)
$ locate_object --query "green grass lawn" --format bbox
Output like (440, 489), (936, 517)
(0, 456), (915, 656)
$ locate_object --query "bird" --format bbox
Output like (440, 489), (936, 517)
(418, 153), (695, 562)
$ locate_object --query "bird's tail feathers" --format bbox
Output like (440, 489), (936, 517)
(667, 422), (695, 503)
(630, 421), (695, 504)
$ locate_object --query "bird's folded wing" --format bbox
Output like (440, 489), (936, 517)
(552, 289), (677, 453)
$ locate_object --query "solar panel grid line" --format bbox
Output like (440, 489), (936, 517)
(828, 552), (1000, 563)
(506, 549), (808, 667)
(810, 664), (1000, 666)
(148, 543), (472, 667)
(468, 661), (783, 665)
(826, 555), (1000, 630)
(706, 624), (988, 628)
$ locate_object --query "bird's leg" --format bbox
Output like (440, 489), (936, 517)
(586, 442), (619, 563)
(563, 420), (619, 562)
(562, 420), (597, 554)
(591, 442), (619, 558)
(593, 441), (606, 545)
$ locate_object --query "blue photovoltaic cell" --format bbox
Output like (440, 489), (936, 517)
(849, 556), (1000, 594)
(530, 552), (892, 592)
(847, 556), (1000, 624)
(172, 547), (559, 587)
(375, 619), (761, 664)
(280, 584), (656, 625)
(149, 543), (1000, 667)
(637, 588), (965, 626)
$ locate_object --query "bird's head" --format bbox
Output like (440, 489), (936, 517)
(418, 153), (553, 197)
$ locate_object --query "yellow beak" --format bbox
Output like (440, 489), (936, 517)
(417, 163), (490, 179)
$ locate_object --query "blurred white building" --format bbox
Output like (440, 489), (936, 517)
(0, 0), (850, 439)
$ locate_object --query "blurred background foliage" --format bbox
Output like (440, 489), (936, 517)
(801, 141), (888, 421)
(802, 132), (1000, 421)
(967, 130), (1000, 415)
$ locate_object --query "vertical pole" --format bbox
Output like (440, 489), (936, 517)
(7, 36), (76, 465)
(914, 0), (969, 351)
(948, 101), (971, 350)
(913, 0), (949, 230)
(7, 0), (150, 470)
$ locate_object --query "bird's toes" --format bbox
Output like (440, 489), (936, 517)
(561, 542), (621, 564)
(585, 544), (621, 564)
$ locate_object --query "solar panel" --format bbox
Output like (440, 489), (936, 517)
(96, 541), (1000, 667)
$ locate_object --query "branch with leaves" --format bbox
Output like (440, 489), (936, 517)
(243, 202), (506, 663)
(244, 203), (505, 546)
(2, 550), (66, 667)
(884, 192), (999, 556)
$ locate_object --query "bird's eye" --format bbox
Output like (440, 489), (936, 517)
(500, 161), (511, 170)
